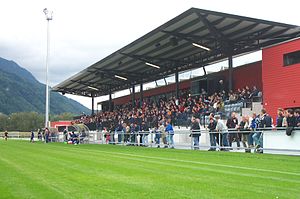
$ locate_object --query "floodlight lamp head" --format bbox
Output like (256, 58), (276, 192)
(43, 8), (48, 15)
(43, 8), (53, 20)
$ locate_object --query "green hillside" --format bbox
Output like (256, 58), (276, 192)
(0, 57), (90, 115)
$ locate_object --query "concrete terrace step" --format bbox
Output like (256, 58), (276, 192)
(252, 102), (263, 114)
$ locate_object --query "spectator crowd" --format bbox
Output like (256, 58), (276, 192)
(70, 83), (299, 152)
(75, 85), (261, 132)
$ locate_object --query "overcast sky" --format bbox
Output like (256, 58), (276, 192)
(1, 0), (299, 109)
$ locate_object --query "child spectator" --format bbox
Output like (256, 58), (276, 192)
(103, 128), (110, 144)
(30, 131), (34, 143)
(4, 131), (8, 141)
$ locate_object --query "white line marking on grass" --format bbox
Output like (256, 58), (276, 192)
(100, 151), (300, 185)
(96, 150), (300, 177)
(47, 144), (300, 177)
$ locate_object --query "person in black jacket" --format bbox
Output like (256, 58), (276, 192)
(286, 109), (297, 127)
(259, 109), (272, 129)
(140, 121), (149, 146)
(207, 113), (217, 151)
(276, 108), (284, 127)
(226, 112), (240, 149)
(295, 109), (300, 127)
(190, 116), (201, 150)
(4, 131), (8, 141)
(254, 108), (272, 153)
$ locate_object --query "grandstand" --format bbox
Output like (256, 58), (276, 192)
(52, 8), (300, 155)
(2, 8), (300, 199)
(53, 8), (300, 117)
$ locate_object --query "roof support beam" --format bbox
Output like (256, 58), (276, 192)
(195, 12), (225, 40)
(175, 67), (179, 99)
(70, 80), (106, 92)
(91, 68), (143, 77)
(121, 52), (188, 65)
(226, 23), (260, 39)
(233, 25), (275, 42)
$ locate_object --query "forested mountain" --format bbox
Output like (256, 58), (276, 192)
(0, 57), (90, 115)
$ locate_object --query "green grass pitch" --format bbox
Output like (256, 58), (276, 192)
(0, 140), (300, 199)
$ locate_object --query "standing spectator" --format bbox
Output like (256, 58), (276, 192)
(218, 79), (225, 93)
(103, 128), (110, 144)
(129, 123), (135, 146)
(4, 131), (8, 141)
(286, 109), (297, 127)
(295, 109), (300, 127)
(125, 124), (130, 143)
(286, 109), (297, 136)
(30, 131), (34, 143)
(165, 120), (174, 149)
(190, 116), (201, 150)
(215, 115), (229, 151)
(260, 109), (272, 128)
(140, 121), (149, 146)
(154, 126), (161, 148)
(276, 108), (284, 127)
(208, 113), (218, 151)
(45, 128), (50, 143)
(249, 113), (259, 148)
(116, 122), (123, 144)
(63, 129), (68, 142)
(155, 122), (163, 148)
(254, 109), (272, 153)
(238, 116), (250, 153)
(226, 112), (240, 149)
(134, 123), (140, 146)
(37, 129), (42, 141)
(159, 122), (168, 148)
(110, 124), (116, 144)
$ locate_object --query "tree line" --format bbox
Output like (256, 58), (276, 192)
(0, 112), (75, 131)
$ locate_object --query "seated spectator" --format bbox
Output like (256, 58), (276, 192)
(249, 86), (259, 98)
(228, 92), (236, 103)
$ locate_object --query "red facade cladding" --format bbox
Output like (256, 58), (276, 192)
(262, 38), (300, 120)
(50, 121), (73, 128)
(213, 61), (262, 91)
(112, 61), (262, 105)
(232, 61), (262, 91)
(113, 80), (191, 105)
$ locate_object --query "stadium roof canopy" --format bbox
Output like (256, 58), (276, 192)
(53, 7), (300, 97)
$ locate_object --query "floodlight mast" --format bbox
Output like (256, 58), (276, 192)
(43, 8), (53, 128)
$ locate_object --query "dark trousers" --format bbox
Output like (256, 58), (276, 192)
(228, 132), (240, 147)
(155, 133), (161, 144)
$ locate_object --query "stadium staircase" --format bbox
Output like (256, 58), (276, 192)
(241, 102), (263, 118)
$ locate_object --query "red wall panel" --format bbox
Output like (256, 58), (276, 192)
(262, 38), (300, 119)
(113, 79), (191, 105)
(112, 61), (262, 105)
(232, 61), (262, 91)
(50, 121), (72, 128)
